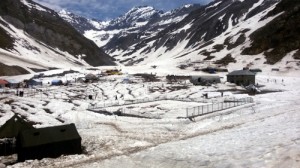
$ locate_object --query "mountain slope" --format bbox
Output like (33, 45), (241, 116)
(64, 5), (202, 50)
(93, 0), (298, 71)
(242, 0), (300, 64)
(0, 0), (115, 76)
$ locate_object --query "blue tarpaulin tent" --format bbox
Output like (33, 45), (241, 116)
(51, 79), (63, 86)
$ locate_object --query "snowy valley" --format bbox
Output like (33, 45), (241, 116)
(0, 0), (300, 167)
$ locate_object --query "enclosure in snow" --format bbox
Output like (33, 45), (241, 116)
(0, 67), (299, 168)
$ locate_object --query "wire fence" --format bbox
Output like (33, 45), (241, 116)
(186, 97), (254, 118)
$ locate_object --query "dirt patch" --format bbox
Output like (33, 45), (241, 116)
(0, 62), (29, 76)
(166, 85), (189, 92)
(56, 117), (65, 123)
(26, 104), (35, 108)
(43, 108), (53, 114)
(4, 99), (14, 105)
(20, 107), (28, 111)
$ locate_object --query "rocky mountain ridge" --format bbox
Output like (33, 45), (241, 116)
(63, 0), (299, 72)
(0, 0), (115, 76)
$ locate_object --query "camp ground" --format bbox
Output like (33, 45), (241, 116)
(0, 66), (299, 168)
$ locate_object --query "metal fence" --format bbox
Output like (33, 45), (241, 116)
(186, 97), (254, 118)
(0, 88), (70, 100)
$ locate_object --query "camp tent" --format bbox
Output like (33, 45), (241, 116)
(85, 73), (98, 82)
(6, 79), (20, 88)
(0, 114), (33, 139)
(26, 79), (42, 87)
(190, 76), (221, 85)
(0, 79), (9, 88)
(17, 123), (82, 161)
(0, 115), (34, 156)
(51, 79), (63, 86)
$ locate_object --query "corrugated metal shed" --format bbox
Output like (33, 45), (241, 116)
(227, 70), (256, 76)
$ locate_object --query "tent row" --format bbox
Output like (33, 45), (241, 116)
(0, 79), (65, 88)
(0, 115), (82, 162)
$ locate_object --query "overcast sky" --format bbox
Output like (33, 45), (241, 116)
(33, 0), (213, 20)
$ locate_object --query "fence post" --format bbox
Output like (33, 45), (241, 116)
(186, 108), (188, 118)
(193, 107), (195, 116)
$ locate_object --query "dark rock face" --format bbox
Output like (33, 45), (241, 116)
(0, 63), (29, 76)
(242, 0), (300, 64)
(0, 26), (14, 50)
(215, 54), (236, 66)
(0, 0), (115, 66)
(150, 0), (278, 51)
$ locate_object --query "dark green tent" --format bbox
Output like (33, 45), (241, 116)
(0, 114), (33, 156)
(0, 114), (34, 138)
(17, 123), (82, 162)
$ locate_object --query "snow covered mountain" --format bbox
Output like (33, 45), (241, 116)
(108, 0), (299, 70)
(62, 0), (299, 72)
(60, 5), (202, 49)
(0, 0), (115, 76)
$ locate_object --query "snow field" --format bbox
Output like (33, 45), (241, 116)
(0, 70), (299, 167)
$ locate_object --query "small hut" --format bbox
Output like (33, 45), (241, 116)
(190, 76), (221, 86)
(6, 79), (20, 88)
(26, 79), (42, 87)
(227, 70), (256, 86)
(85, 73), (98, 82)
(0, 79), (9, 88)
(17, 123), (82, 162)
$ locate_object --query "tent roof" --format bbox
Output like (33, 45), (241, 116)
(6, 79), (20, 84)
(0, 79), (9, 85)
(19, 124), (81, 148)
(28, 79), (42, 83)
(51, 79), (62, 82)
(190, 75), (220, 79)
(0, 114), (34, 138)
(227, 70), (256, 76)
(85, 73), (97, 79)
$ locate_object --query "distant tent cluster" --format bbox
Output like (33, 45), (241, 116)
(190, 76), (221, 86)
(0, 115), (82, 162)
